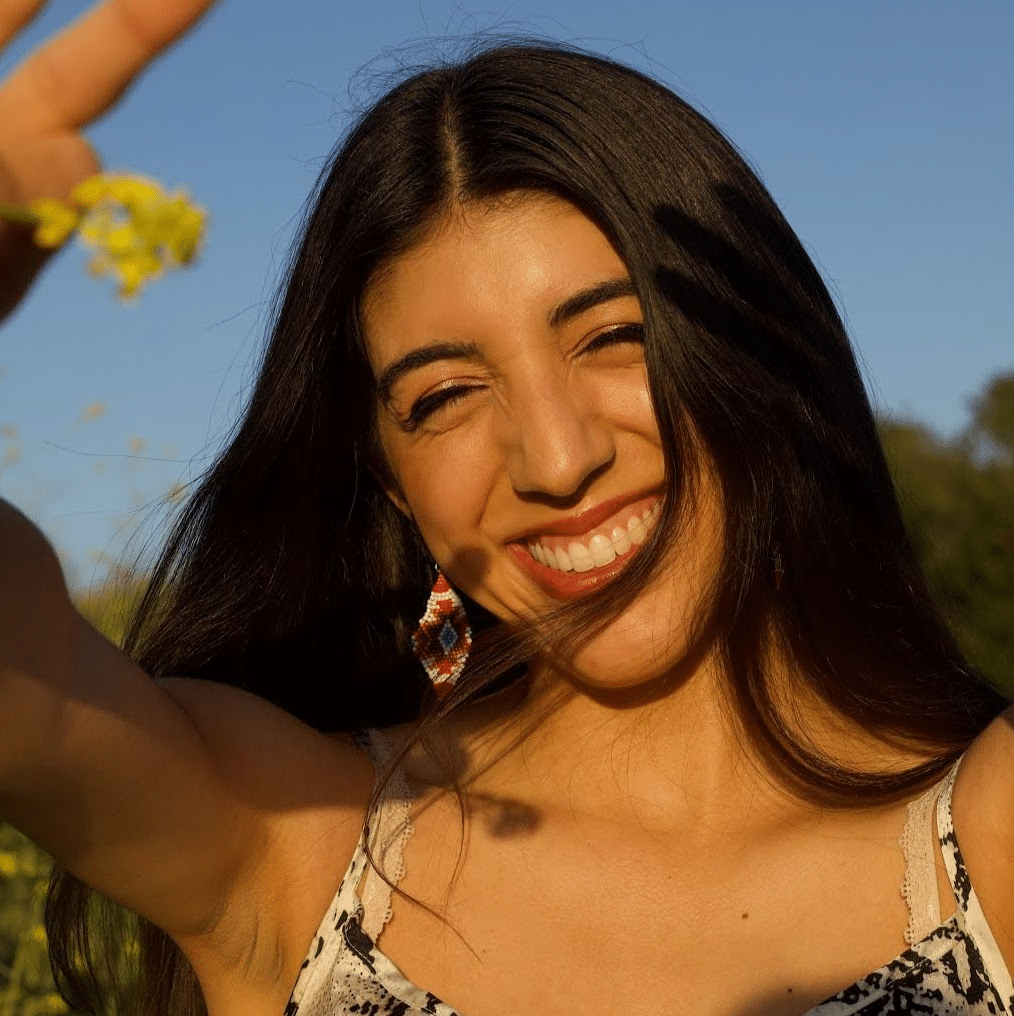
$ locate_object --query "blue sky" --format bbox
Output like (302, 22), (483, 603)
(0, 0), (1010, 589)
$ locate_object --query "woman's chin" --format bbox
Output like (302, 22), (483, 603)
(560, 614), (689, 696)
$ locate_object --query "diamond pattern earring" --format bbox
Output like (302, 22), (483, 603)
(411, 568), (472, 697)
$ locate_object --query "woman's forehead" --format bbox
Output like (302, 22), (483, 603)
(361, 194), (633, 367)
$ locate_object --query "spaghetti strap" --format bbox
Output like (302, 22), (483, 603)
(356, 727), (417, 942)
(898, 779), (943, 945)
(936, 756), (1014, 1006)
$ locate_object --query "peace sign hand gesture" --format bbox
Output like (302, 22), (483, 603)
(0, 0), (217, 321)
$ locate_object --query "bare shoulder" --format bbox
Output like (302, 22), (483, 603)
(159, 678), (376, 1002)
(958, 701), (1014, 807)
(952, 701), (1014, 964)
(156, 676), (376, 806)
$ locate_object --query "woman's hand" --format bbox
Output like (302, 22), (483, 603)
(0, 0), (217, 321)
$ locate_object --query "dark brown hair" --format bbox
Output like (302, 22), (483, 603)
(46, 40), (1009, 1016)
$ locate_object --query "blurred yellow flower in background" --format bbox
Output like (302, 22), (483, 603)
(0, 172), (207, 301)
(79, 402), (107, 423)
(28, 198), (81, 248)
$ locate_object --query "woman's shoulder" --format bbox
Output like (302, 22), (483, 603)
(958, 701), (1014, 814)
(951, 701), (1014, 964)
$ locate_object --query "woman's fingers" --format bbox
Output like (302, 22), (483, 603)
(0, 0), (47, 53)
(0, 0), (217, 136)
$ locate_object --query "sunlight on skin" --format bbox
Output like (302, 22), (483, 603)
(362, 194), (775, 831)
(364, 194), (684, 689)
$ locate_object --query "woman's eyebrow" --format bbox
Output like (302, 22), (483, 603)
(548, 277), (637, 329)
(375, 278), (636, 403)
(376, 340), (481, 403)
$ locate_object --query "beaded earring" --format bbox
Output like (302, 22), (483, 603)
(411, 568), (472, 697)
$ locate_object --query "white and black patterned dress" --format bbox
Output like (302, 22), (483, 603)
(285, 729), (1014, 1016)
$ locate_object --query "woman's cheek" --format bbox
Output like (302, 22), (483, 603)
(593, 368), (657, 439)
(397, 426), (498, 560)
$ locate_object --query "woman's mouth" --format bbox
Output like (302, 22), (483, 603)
(525, 501), (659, 572)
(508, 494), (661, 599)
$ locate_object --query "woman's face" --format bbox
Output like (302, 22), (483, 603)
(363, 193), (722, 689)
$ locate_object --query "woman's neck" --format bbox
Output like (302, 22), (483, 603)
(429, 651), (925, 841)
(436, 654), (796, 839)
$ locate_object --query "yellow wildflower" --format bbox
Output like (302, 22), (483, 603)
(36, 994), (70, 1015)
(71, 173), (208, 300)
(80, 402), (107, 422)
(70, 176), (113, 208)
(1, 172), (207, 301)
(28, 197), (82, 248)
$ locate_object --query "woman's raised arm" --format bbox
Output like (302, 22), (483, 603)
(0, 496), (373, 984)
(0, 0), (215, 319)
(0, 2), (376, 994)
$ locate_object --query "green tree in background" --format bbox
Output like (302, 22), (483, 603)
(880, 372), (1014, 695)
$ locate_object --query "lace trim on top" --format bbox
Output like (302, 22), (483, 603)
(898, 777), (943, 945)
(356, 727), (416, 943)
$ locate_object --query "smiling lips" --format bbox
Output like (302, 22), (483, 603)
(508, 493), (661, 599)
(526, 501), (659, 572)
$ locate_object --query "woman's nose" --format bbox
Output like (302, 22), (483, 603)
(500, 373), (615, 499)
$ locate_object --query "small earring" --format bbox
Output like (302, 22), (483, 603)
(411, 568), (472, 697)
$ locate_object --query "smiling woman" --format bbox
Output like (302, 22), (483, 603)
(1, 6), (1013, 1016)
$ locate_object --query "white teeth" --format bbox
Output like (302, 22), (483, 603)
(568, 542), (595, 572)
(526, 500), (659, 572)
(588, 533), (616, 567)
(628, 515), (647, 544)
(611, 525), (631, 555)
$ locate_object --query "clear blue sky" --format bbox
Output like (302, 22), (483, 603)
(1, 0), (1010, 590)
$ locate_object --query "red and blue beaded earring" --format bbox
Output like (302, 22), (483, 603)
(411, 568), (472, 698)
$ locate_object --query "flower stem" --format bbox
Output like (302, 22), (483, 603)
(0, 200), (40, 225)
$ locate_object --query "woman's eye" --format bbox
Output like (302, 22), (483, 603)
(403, 385), (480, 431)
(582, 323), (645, 354)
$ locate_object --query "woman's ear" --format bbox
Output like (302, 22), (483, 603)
(384, 484), (412, 519)
(369, 462), (412, 519)
(365, 431), (413, 518)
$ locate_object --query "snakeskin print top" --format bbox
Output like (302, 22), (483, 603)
(284, 729), (1014, 1016)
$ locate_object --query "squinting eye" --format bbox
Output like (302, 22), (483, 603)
(403, 385), (480, 431)
(583, 323), (645, 353)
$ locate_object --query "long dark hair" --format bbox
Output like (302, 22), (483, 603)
(45, 40), (1009, 1016)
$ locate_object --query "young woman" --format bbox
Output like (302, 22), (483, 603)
(1, 3), (1011, 1015)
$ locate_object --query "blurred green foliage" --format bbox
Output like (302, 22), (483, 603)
(0, 374), (1011, 1013)
(0, 825), (67, 1015)
(881, 372), (1014, 695)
